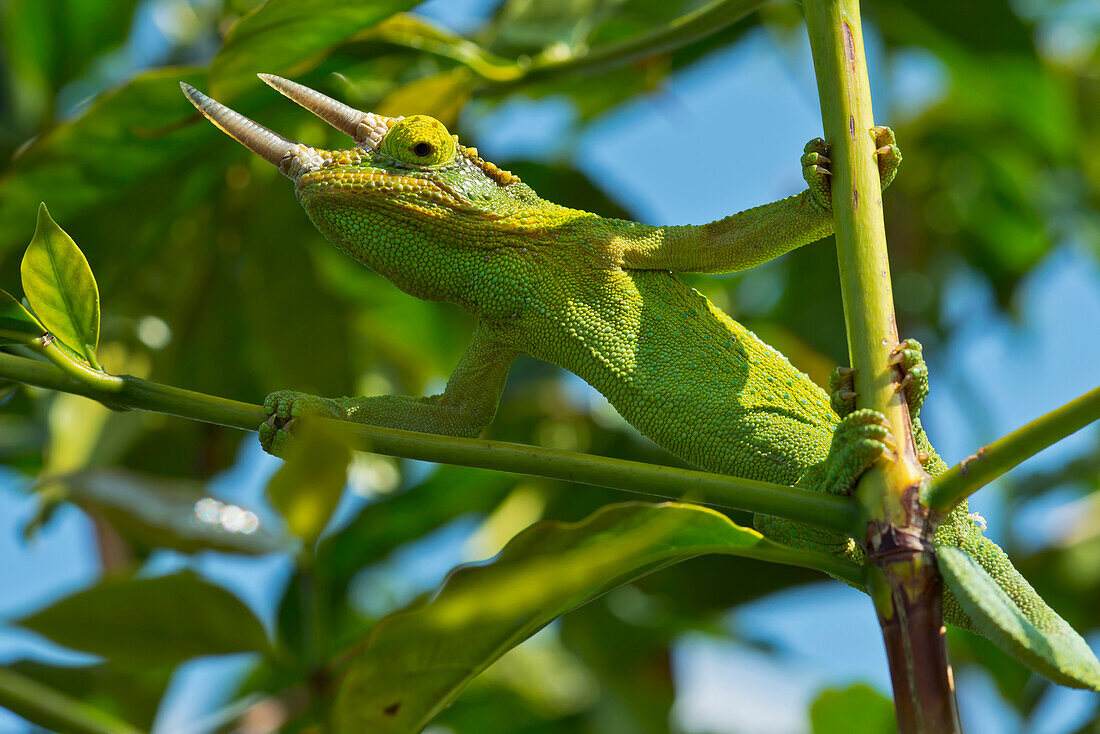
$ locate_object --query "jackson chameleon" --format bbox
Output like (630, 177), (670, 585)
(181, 76), (1057, 633)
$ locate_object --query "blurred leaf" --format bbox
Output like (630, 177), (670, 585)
(0, 288), (45, 343)
(376, 69), (474, 127)
(51, 469), (285, 555)
(939, 546), (1100, 690)
(366, 14), (519, 82)
(0, 68), (209, 254)
(267, 423), (349, 547)
(809, 683), (895, 734)
(21, 203), (100, 365)
(0, 665), (143, 734)
(210, 0), (422, 99)
(9, 659), (172, 731)
(0, 0), (140, 120)
(19, 571), (270, 666)
(317, 466), (517, 582)
(333, 501), (837, 732)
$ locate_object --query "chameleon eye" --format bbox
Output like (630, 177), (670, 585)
(380, 115), (455, 167)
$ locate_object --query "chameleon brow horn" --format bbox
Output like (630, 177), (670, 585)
(257, 74), (392, 149)
(180, 82), (324, 179)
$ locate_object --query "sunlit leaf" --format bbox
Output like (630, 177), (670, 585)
(267, 422), (349, 547)
(939, 545), (1100, 690)
(19, 571), (270, 666)
(0, 288), (45, 344)
(333, 502), (851, 732)
(210, 0), (421, 99)
(20, 203), (100, 365)
(366, 14), (520, 82)
(810, 683), (895, 734)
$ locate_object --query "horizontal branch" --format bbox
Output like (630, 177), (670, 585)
(0, 351), (859, 533)
(923, 386), (1100, 513)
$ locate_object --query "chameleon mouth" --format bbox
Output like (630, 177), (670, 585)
(179, 75), (393, 180)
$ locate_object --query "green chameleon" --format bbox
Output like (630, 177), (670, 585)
(181, 75), (1056, 635)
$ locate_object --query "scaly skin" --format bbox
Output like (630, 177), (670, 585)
(185, 81), (1051, 635)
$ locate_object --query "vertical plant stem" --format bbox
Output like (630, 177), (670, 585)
(801, 1), (960, 730)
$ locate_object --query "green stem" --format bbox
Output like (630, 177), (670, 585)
(509, 0), (764, 84)
(923, 386), (1100, 513)
(0, 666), (143, 734)
(380, 0), (766, 87)
(803, 0), (958, 730)
(0, 351), (857, 532)
(35, 337), (123, 392)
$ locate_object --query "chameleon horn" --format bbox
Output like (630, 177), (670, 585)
(181, 83), (321, 179)
(257, 74), (390, 149)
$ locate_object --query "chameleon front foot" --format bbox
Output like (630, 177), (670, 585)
(821, 408), (895, 495)
(259, 390), (344, 455)
(802, 126), (902, 210)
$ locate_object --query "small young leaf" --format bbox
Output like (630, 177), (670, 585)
(939, 545), (1100, 690)
(19, 571), (270, 666)
(20, 203), (100, 366)
(0, 289), (45, 344)
(810, 684), (895, 734)
(266, 422), (350, 547)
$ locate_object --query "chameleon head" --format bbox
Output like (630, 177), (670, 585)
(180, 76), (527, 304)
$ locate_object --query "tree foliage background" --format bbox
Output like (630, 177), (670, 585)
(0, 0), (1098, 732)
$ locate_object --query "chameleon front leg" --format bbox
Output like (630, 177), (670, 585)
(616, 126), (902, 274)
(259, 324), (517, 455)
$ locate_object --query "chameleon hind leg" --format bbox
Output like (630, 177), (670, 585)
(753, 408), (894, 561)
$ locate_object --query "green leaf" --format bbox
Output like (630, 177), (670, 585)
(810, 683), (895, 734)
(0, 288), (45, 344)
(19, 571), (270, 666)
(9, 659), (172, 732)
(209, 0), (422, 99)
(939, 545), (1100, 690)
(0, 69), (212, 256)
(267, 423), (350, 547)
(20, 203), (100, 366)
(333, 501), (849, 733)
(50, 469), (286, 556)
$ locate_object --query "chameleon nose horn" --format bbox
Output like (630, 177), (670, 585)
(257, 74), (391, 149)
(180, 82), (322, 179)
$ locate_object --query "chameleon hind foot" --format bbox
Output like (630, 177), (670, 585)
(821, 408), (894, 495)
(871, 125), (902, 191)
(259, 390), (345, 456)
(888, 338), (929, 419)
(828, 337), (928, 420)
(802, 126), (902, 210)
(829, 366), (858, 418)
